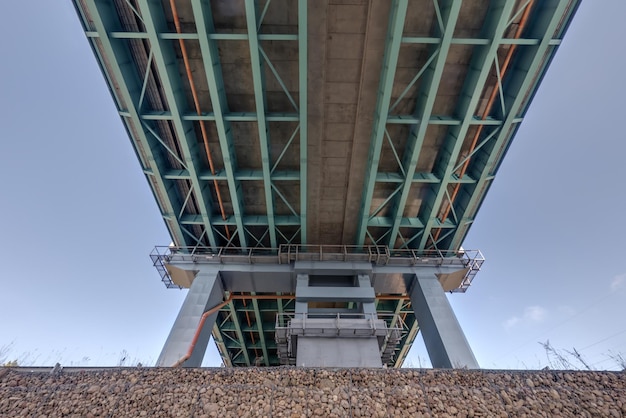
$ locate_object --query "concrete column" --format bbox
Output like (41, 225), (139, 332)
(410, 274), (479, 369)
(295, 274), (309, 316)
(357, 274), (377, 315)
(157, 268), (223, 367)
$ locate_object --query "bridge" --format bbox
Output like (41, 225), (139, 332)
(73, 0), (580, 368)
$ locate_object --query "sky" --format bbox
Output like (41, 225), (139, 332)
(1, 1), (625, 370)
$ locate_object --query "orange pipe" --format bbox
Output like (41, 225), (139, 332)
(433, 1), (535, 245)
(169, 0), (231, 242)
(171, 295), (233, 367)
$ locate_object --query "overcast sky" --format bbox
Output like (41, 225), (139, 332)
(1, 1), (625, 369)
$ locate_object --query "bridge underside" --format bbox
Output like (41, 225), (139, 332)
(74, 0), (579, 367)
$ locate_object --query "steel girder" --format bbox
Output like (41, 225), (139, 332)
(414, 1), (518, 250)
(137, 0), (247, 248)
(357, 0), (567, 252)
(226, 301), (251, 366)
(139, 112), (300, 122)
(447, 0), (579, 251)
(162, 169), (300, 182)
(88, 0), (308, 250)
(250, 293), (270, 366)
(244, 0), (277, 249)
(211, 323), (233, 367)
(386, 0), (464, 249)
(84, 30), (561, 46)
(356, 0), (409, 246)
(79, 0), (196, 248)
(85, 31), (298, 41)
(139, 0), (234, 249)
(298, 0), (308, 244)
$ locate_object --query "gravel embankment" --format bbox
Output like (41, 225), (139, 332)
(1, 367), (625, 417)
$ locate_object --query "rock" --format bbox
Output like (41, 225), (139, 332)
(86, 385), (100, 394)
(1, 367), (625, 416)
(550, 389), (560, 399)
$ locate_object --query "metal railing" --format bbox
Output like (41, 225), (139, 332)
(274, 312), (406, 334)
(274, 312), (407, 365)
(150, 245), (484, 292)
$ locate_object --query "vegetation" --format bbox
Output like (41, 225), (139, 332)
(539, 340), (626, 371)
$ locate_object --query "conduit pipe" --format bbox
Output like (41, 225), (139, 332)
(433, 1), (535, 245)
(171, 295), (234, 367)
(168, 0), (231, 242)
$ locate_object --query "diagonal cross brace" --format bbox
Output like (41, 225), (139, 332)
(386, 0), (464, 248)
(82, 0), (196, 247)
(189, 0), (250, 248)
(448, 0), (577, 251)
(137, 0), (223, 248)
(415, 0), (517, 250)
(244, 0), (277, 248)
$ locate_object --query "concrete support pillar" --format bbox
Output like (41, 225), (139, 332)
(157, 268), (223, 367)
(357, 274), (377, 315)
(410, 274), (479, 369)
(295, 274), (309, 317)
(290, 272), (383, 367)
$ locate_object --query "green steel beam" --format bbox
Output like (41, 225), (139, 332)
(180, 214), (300, 226)
(368, 217), (455, 228)
(136, 0), (222, 248)
(186, 113), (299, 122)
(140, 111), (299, 122)
(401, 36), (561, 46)
(207, 170), (299, 181)
(86, 30), (298, 41)
(376, 172), (440, 184)
(356, 0), (409, 246)
(298, 0), (307, 244)
(415, 0), (517, 250)
(86, 30), (563, 46)
(189, 0), (249, 248)
(386, 115), (523, 125)
(244, 0), (277, 248)
(448, 0), (575, 251)
(395, 318), (419, 368)
(386, 0), (463, 248)
(250, 293), (270, 366)
(212, 323), (233, 367)
(380, 299), (406, 364)
(276, 293), (285, 327)
(81, 0), (191, 248)
(374, 172), (475, 184)
(226, 301), (251, 366)
(163, 169), (300, 182)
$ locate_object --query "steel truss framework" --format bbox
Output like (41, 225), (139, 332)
(357, 0), (580, 253)
(74, 0), (580, 367)
(74, 0), (579, 254)
(75, 0), (307, 250)
(207, 296), (417, 367)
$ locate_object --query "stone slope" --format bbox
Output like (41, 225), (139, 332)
(1, 367), (625, 417)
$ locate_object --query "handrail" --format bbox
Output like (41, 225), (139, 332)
(151, 245), (484, 292)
